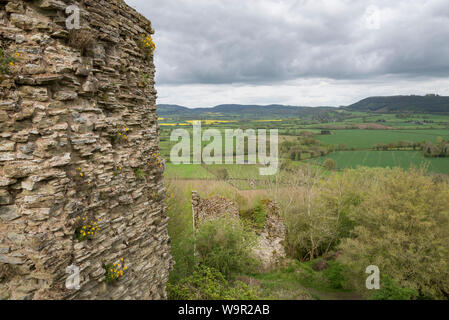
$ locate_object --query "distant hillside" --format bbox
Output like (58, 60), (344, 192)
(345, 95), (449, 113)
(156, 104), (189, 116)
(158, 95), (449, 120)
(157, 104), (335, 119)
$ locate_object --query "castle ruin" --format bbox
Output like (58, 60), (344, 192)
(0, 0), (173, 300)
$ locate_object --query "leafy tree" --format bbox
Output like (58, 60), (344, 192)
(397, 141), (410, 149)
(338, 168), (449, 299)
(324, 159), (336, 171)
(280, 159), (295, 172)
(438, 140), (449, 157)
(196, 217), (259, 278)
(281, 166), (356, 260)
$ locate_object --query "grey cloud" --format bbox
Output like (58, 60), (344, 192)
(125, 0), (449, 85)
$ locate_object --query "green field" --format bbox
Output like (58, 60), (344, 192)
(164, 163), (216, 179)
(315, 129), (449, 149)
(160, 112), (449, 181)
(309, 151), (449, 174)
(206, 164), (264, 179)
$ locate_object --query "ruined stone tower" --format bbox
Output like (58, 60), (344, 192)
(0, 0), (173, 299)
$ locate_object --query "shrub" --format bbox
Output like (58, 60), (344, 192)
(252, 203), (267, 229)
(338, 167), (449, 299)
(166, 185), (196, 283)
(216, 168), (229, 180)
(68, 29), (96, 53)
(281, 168), (364, 261)
(167, 265), (259, 300)
(322, 261), (345, 290)
(324, 159), (336, 171)
(296, 261), (346, 292)
(196, 217), (259, 278)
(280, 159), (295, 172)
(370, 276), (419, 300)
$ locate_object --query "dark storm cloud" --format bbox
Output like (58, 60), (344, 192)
(125, 0), (449, 85)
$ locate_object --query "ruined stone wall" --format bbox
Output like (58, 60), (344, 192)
(191, 192), (286, 271)
(253, 200), (286, 271)
(191, 191), (240, 227)
(0, 0), (173, 300)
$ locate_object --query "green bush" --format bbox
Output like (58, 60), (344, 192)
(322, 261), (345, 290)
(324, 158), (337, 171)
(239, 200), (267, 229)
(196, 217), (259, 279)
(281, 168), (364, 261)
(166, 186), (196, 283)
(216, 168), (229, 180)
(252, 203), (267, 229)
(167, 265), (259, 300)
(338, 167), (449, 299)
(280, 159), (295, 171)
(296, 260), (347, 292)
(370, 276), (419, 300)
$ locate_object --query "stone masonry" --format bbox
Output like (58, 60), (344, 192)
(191, 191), (240, 227)
(191, 192), (286, 271)
(0, 0), (173, 299)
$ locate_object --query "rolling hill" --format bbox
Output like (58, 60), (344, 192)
(158, 95), (449, 120)
(345, 95), (449, 113)
(157, 104), (335, 119)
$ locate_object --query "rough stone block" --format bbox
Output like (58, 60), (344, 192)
(0, 205), (20, 222)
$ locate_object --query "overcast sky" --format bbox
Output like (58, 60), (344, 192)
(125, 0), (449, 108)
